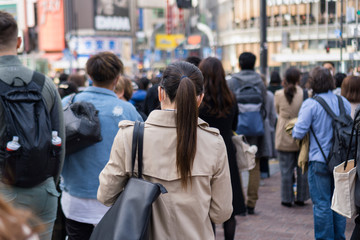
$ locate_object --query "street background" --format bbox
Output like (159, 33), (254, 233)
(215, 159), (356, 240)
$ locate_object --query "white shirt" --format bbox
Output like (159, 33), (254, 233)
(61, 191), (110, 225)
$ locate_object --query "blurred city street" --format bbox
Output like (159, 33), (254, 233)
(216, 160), (356, 240)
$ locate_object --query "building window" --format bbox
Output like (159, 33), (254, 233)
(153, 8), (164, 18)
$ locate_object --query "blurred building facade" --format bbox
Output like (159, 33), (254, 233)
(2, 0), (359, 75)
(218, 0), (360, 74)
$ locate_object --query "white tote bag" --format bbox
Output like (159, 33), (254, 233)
(232, 134), (257, 172)
(331, 159), (357, 218)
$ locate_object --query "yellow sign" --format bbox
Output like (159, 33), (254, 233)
(155, 34), (185, 50)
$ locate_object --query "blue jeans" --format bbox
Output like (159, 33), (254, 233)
(308, 161), (346, 240)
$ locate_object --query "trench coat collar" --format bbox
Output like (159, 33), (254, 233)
(146, 109), (209, 128)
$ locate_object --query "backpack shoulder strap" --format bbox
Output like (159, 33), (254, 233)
(31, 71), (46, 91)
(313, 95), (337, 119)
(336, 95), (346, 116)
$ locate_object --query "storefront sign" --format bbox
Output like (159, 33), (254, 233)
(155, 34), (185, 50)
(37, 0), (65, 51)
(94, 0), (131, 31)
(68, 36), (132, 61)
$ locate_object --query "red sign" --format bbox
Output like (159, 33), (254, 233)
(37, 0), (65, 52)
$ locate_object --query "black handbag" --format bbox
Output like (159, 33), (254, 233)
(63, 93), (102, 155)
(90, 121), (167, 240)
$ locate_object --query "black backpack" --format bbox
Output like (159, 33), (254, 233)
(0, 72), (60, 187)
(310, 95), (355, 172)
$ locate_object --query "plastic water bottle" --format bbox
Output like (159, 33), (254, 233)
(6, 136), (20, 151)
(52, 131), (62, 147)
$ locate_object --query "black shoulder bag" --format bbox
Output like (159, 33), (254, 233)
(63, 93), (102, 155)
(90, 121), (167, 240)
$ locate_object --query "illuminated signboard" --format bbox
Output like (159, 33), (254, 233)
(94, 0), (131, 31)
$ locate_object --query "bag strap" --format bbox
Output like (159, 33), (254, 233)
(313, 96), (337, 119)
(31, 71), (45, 91)
(63, 93), (77, 110)
(344, 110), (360, 169)
(310, 127), (328, 163)
(131, 121), (145, 179)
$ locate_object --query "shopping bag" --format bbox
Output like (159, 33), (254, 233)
(232, 134), (257, 172)
(331, 159), (357, 218)
(331, 112), (359, 219)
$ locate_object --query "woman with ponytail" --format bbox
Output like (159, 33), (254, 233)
(98, 61), (232, 240)
(274, 67), (309, 207)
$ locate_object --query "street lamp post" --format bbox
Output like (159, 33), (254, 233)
(340, 0), (344, 72)
(260, 0), (267, 76)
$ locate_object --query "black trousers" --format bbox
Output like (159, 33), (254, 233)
(65, 218), (94, 240)
(351, 212), (360, 240)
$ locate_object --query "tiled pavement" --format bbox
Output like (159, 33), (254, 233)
(215, 160), (356, 240)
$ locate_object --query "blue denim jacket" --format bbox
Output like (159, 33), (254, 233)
(61, 86), (142, 199)
(292, 91), (351, 163)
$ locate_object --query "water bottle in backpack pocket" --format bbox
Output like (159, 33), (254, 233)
(2, 136), (21, 185)
(51, 131), (62, 176)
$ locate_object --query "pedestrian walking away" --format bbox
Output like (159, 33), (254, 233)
(0, 11), (65, 240)
(228, 52), (267, 215)
(292, 66), (350, 240)
(98, 61), (233, 240)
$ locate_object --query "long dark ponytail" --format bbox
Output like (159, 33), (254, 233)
(284, 67), (301, 104)
(160, 61), (204, 188)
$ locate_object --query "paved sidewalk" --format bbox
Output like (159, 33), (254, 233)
(215, 160), (355, 240)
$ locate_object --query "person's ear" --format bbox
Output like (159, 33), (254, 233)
(16, 37), (22, 49)
(158, 86), (165, 102)
(197, 93), (204, 107)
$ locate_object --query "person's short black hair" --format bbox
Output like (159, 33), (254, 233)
(300, 72), (310, 89)
(334, 72), (347, 88)
(309, 67), (335, 94)
(59, 73), (69, 83)
(322, 61), (335, 68)
(185, 56), (202, 67)
(58, 82), (78, 98)
(86, 52), (123, 86)
(0, 11), (18, 51)
(239, 52), (256, 70)
(136, 77), (150, 90)
(270, 71), (281, 85)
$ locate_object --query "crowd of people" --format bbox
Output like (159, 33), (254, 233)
(2, 10), (360, 240)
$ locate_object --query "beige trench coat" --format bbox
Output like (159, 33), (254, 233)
(98, 110), (233, 240)
(274, 85), (304, 152)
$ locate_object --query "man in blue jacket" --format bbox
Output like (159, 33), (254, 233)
(61, 52), (142, 239)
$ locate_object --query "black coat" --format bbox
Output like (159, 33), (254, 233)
(199, 102), (246, 215)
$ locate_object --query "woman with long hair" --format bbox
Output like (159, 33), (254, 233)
(198, 57), (245, 240)
(274, 67), (309, 207)
(97, 61), (233, 240)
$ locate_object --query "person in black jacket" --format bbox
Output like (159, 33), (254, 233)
(199, 57), (246, 240)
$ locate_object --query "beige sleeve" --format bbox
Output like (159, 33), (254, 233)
(97, 128), (130, 206)
(209, 136), (233, 224)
